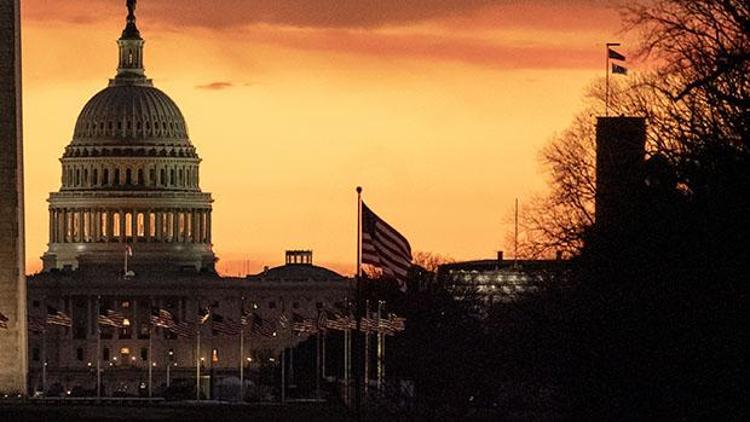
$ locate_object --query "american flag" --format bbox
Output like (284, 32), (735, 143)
(325, 313), (356, 331)
(28, 315), (46, 333)
(251, 313), (276, 337)
(211, 313), (241, 336)
(292, 313), (316, 334)
(105, 309), (126, 327)
(169, 321), (195, 337)
(360, 316), (378, 333)
(46, 306), (72, 327)
(361, 202), (412, 290)
(97, 312), (121, 328)
(150, 308), (175, 328)
(0, 312), (8, 329)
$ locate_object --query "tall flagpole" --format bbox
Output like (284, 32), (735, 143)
(363, 299), (370, 396)
(354, 186), (363, 410)
(241, 299), (246, 397)
(148, 300), (153, 398)
(96, 295), (102, 400)
(41, 296), (47, 395)
(605, 42), (620, 116)
(376, 300), (384, 391)
(196, 303), (201, 401)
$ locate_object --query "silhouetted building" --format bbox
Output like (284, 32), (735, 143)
(437, 252), (569, 308)
(595, 116), (647, 230)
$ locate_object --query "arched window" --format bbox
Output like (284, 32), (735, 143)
(114, 169), (121, 186)
(75, 169), (80, 186)
(125, 212), (133, 238)
(149, 168), (156, 186)
(137, 213), (145, 237)
(137, 169), (144, 186)
(160, 169), (166, 186)
(170, 169), (175, 186)
(101, 213), (109, 239)
(103, 168), (110, 186)
(178, 168), (183, 186)
(149, 212), (156, 238)
(125, 168), (132, 185)
(112, 213), (121, 238)
(92, 169), (98, 186)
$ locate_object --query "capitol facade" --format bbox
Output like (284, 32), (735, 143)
(27, 3), (351, 398)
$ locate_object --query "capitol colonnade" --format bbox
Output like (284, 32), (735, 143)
(48, 207), (212, 245)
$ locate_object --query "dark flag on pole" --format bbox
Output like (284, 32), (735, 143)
(169, 321), (195, 338)
(612, 63), (628, 75)
(608, 48), (625, 61)
(0, 312), (8, 329)
(361, 202), (413, 290)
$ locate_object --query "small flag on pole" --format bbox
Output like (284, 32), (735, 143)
(607, 48), (625, 61)
(612, 63), (628, 75)
(126, 245), (133, 256)
(169, 321), (195, 337)
(151, 308), (176, 328)
(361, 202), (413, 290)
(198, 307), (210, 325)
(211, 313), (241, 336)
(46, 306), (72, 327)
(0, 312), (8, 329)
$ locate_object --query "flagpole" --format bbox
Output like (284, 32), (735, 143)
(376, 300), (383, 391)
(605, 42), (621, 117)
(239, 296), (245, 402)
(96, 295), (102, 400)
(148, 308), (153, 398)
(315, 308), (321, 399)
(363, 299), (370, 396)
(196, 303), (201, 401)
(42, 297), (47, 395)
(355, 186), (363, 410)
(605, 43), (610, 116)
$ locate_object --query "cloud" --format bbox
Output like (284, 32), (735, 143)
(196, 81), (234, 90)
(24, 0), (618, 30)
(241, 26), (602, 70)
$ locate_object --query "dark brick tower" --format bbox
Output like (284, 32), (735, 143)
(0, 0), (28, 394)
(595, 117), (647, 230)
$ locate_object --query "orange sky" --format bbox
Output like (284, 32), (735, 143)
(20, 0), (626, 276)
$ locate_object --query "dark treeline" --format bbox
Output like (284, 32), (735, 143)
(341, 1), (748, 419)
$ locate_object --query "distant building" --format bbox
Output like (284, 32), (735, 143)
(27, 4), (351, 397)
(437, 252), (569, 306)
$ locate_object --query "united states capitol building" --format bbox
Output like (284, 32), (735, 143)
(26, 4), (351, 397)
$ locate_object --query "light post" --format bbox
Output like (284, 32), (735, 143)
(166, 350), (174, 388)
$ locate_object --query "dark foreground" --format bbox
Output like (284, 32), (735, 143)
(0, 401), (355, 422)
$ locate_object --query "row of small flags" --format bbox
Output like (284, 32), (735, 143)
(12, 307), (405, 337)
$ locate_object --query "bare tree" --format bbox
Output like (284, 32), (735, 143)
(515, 0), (749, 257)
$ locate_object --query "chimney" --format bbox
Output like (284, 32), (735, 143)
(497, 251), (504, 262)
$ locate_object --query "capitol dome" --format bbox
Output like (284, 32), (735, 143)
(42, 2), (216, 273)
(72, 85), (189, 145)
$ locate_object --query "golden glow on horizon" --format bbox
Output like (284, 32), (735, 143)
(20, 2), (623, 276)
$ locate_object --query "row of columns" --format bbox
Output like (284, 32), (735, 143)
(63, 163), (199, 190)
(50, 208), (212, 245)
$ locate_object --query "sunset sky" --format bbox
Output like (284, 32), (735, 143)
(20, 0), (628, 276)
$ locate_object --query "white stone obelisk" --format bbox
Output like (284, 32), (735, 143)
(0, 0), (29, 395)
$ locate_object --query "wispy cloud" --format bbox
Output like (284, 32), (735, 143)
(196, 81), (235, 90)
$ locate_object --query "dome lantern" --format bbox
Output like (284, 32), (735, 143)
(113, 0), (149, 87)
